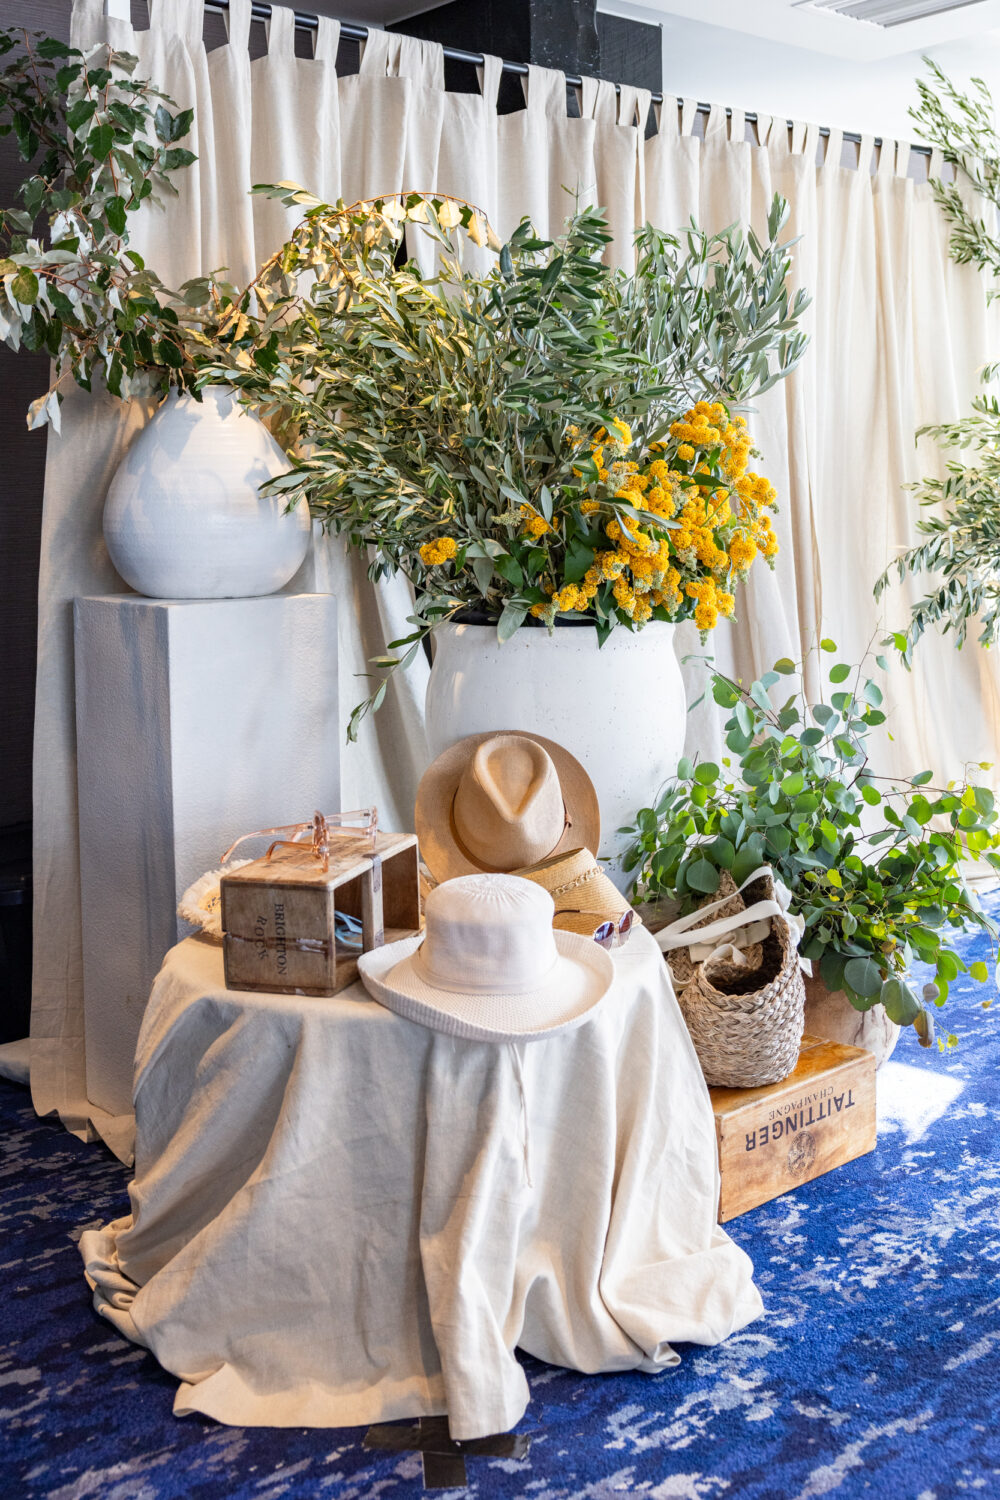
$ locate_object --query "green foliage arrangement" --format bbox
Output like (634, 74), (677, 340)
(0, 26), (210, 426)
(910, 60), (1000, 284)
(875, 398), (1000, 661)
(0, 37), (485, 445)
(623, 639), (1000, 1048)
(208, 185), (809, 738)
(876, 61), (1000, 657)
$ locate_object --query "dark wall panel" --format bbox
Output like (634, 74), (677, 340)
(395, 2), (661, 114)
(596, 13), (662, 99)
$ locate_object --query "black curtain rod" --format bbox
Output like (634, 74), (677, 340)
(202, 0), (934, 159)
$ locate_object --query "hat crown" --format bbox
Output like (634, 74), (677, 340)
(420, 874), (559, 995)
(452, 734), (565, 870)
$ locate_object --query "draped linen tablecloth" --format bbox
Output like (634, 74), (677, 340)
(79, 926), (762, 1439)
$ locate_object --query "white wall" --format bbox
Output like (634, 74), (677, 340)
(603, 1), (1000, 146)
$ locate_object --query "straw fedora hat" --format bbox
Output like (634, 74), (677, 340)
(514, 847), (642, 940)
(358, 873), (614, 1043)
(415, 731), (600, 885)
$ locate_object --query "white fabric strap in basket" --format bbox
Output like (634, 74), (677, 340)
(656, 867), (811, 974)
(657, 864), (809, 1088)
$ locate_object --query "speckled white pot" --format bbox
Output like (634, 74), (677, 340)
(425, 619), (686, 891)
(103, 385), (310, 599)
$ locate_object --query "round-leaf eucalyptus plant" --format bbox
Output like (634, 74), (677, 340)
(623, 639), (1000, 1049)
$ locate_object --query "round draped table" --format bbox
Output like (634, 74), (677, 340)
(80, 927), (762, 1439)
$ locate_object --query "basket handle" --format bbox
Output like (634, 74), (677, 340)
(657, 899), (788, 953)
(655, 866), (778, 952)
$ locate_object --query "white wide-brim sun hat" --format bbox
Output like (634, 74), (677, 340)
(358, 873), (615, 1044)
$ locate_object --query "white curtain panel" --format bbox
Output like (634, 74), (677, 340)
(28, 0), (997, 1148)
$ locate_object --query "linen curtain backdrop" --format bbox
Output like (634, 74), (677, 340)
(27, 0), (998, 1151)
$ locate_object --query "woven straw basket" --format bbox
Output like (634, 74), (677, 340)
(657, 866), (805, 1089)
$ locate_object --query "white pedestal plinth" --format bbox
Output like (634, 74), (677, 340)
(74, 593), (340, 1118)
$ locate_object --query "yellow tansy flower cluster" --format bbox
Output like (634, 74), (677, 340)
(531, 563), (605, 619)
(418, 536), (458, 566)
(519, 403), (778, 637)
(728, 532), (757, 574)
(519, 504), (552, 539)
(670, 401), (751, 479)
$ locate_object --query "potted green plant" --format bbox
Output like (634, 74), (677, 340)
(207, 186), (809, 871)
(0, 26), (311, 598)
(623, 639), (1000, 1060)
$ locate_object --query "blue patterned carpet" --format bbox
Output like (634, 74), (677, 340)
(4, 903), (1000, 1499)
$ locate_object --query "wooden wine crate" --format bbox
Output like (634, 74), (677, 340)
(710, 1035), (877, 1222)
(221, 831), (420, 997)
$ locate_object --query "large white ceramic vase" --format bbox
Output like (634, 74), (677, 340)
(425, 619), (686, 890)
(103, 385), (311, 599)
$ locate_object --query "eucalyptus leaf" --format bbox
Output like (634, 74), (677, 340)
(914, 1007), (936, 1048)
(819, 949), (847, 993)
(710, 835), (736, 869)
(880, 977), (921, 1026)
(729, 847), (759, 886)
(686, 859), (721, 895)
(843, 956), (884, 1000)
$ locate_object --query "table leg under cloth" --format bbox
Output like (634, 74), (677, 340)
(79, 928), (763, 1440)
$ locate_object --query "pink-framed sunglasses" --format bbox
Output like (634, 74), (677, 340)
(555, 907), (635, 950)
(221, 808), (378, 874)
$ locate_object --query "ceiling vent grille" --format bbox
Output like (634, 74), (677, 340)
(794, 0), (986, 26)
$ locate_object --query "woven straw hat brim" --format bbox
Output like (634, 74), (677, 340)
(357, 928), (614, 1043)
(415, 732), (601, 885)
(513, 846), (640, 938)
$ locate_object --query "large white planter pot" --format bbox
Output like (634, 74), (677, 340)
(425, 619), (686, 890)
(103, 385), (310, 599)
(803, 975), (901, 1069)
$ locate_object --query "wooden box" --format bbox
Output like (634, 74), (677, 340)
(221, 831), (420, 996)
(710, 1035), (876, 1222)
